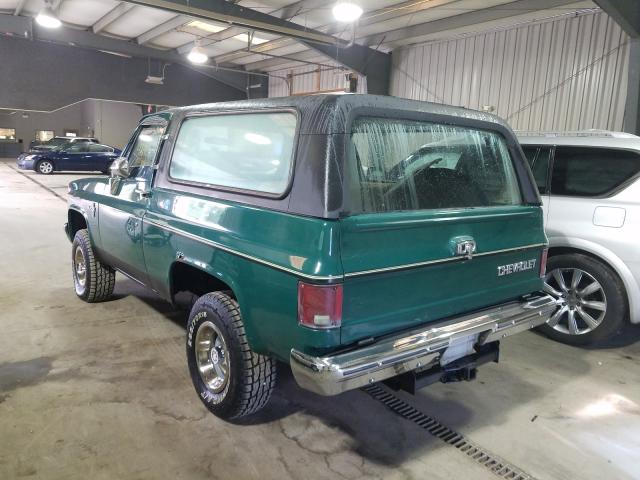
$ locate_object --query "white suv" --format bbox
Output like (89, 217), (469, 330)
(518, 131), (640, 345)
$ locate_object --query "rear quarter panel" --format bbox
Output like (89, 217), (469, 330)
(142, 188), (344, 360)
(546, 179), (640, 323)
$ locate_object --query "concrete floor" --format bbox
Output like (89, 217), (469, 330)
(1, 158), (640, 480)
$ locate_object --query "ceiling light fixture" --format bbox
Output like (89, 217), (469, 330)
(332, 2), (363, 22)
(36, 1), (62, 29)
(187, 41), (208, 64)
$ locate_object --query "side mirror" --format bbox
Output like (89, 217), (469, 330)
(110, 156), (130, 178)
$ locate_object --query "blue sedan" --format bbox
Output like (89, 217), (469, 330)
(17, 143), (122, 175)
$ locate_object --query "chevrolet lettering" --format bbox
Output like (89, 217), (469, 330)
(497, 259), (537, 276)
(64, 95), (555, 420)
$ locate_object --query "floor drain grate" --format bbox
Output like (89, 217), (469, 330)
(362, 384), (538, 480)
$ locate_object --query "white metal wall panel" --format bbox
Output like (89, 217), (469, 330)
(390, 11), (630, 131)
(268, 61), (367, 97)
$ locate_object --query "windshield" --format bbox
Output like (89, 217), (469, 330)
(349, 117), (522, 213)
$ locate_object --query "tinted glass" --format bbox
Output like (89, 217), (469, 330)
(551, 147), (640, 197)
(522, 146), (538, 166)
(89, 144), (112, 153)
(127, 125), (165, 170)
(46, 138), (68, 147)
(65, 143), (89, 153)
(349, 117), (522, 213)
(169, 112), (297, 195)
(531, 147), (551, 194)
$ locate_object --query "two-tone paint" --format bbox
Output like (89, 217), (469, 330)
(66, 95), (547, 363)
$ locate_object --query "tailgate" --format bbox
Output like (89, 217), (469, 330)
(338, 206), (546, 345)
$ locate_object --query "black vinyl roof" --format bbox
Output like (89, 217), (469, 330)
(165, 94), (513, 135)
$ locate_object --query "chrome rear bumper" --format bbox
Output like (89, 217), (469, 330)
(290, 294), (556, 396)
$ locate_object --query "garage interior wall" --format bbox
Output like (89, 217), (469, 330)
(390, 10), (630, 132)
(1, 99), (145, 152)
(81, 100), (143, 149)
(268, 62), (367, 97)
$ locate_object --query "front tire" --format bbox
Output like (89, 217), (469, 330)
(186, 292), (276, 420)
(72, 229), (115, 302)
(37, 160), (54, 174)
(540, 254), (627, 345)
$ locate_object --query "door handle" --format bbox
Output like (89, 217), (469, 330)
(451, 236), (477, 260)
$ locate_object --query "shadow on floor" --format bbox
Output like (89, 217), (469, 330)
(106, 277), (599, 467)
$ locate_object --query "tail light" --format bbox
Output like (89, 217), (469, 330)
(540, 248), (548, 278)
(298, 282), (343, 329)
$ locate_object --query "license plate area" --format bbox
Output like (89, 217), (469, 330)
(440, 333), (480, 366)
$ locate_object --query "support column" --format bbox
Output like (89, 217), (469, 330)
(624, 38), (640, 134)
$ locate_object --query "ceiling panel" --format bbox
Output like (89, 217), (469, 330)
(347, 0), (517, 39)
(233, 42), (309, 65)
(149, 29), (195, 49)
(103, 4), (176, 38)
(58, 0), (120, 28)
(1, 0), (602, 75)
(375, 0), (597, 47)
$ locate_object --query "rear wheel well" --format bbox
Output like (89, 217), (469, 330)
(37, 158), (54, 167)
(548, 247), (616, 273)
(170, 262), (235, 301)
(68, 210), (88, 238)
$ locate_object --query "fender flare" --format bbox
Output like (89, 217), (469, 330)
(168, 259), (258, 347)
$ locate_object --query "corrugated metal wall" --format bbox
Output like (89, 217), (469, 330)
(268, 62), (367, 97)
(390, 11), (630, 131)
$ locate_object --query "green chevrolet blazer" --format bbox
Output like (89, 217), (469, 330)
(65, 95), (556, 420)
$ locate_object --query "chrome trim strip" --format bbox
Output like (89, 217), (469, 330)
(144, 218), (340, 281)
(145, 218), (545, 281)
(290, 294), (557, 396)
(343, 243), (546, 278)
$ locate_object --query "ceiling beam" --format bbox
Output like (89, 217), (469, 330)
(214, 0), (453, 66)
(0, 13), (248, 93)
(623, 38), (639, 134)
(174, 0), (326, 56)
(593, 0), (640, 37)
(13, 0), (26, 16)
(123, 0), (391, 93)
(247, 50), (329, 71)
(122, 0), (343, 45)
(92, 2), (135, 34)
(363, 0), (581, 46)
(176, 26), (247, 55)
(137, 14), (189, 44)
(270, 0), (327, 21)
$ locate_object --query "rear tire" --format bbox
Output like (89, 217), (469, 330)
(540, 253), (627, 345)
(72, 229), (115, 302)
(37, 160), (54, 175)
(186, 292), (276, 420)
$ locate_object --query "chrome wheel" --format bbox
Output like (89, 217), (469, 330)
(544, 268), (607, 335)
(73, 245), (87, 295)
(195, 321), (229, 393)
(38, 161), (53, 174)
